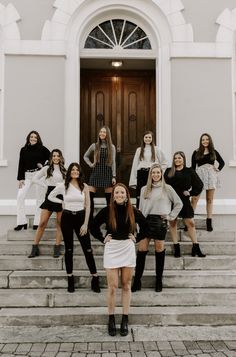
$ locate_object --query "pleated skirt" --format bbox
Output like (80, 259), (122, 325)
(103, 239), (136, 269)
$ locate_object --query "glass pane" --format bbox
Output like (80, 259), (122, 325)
(99, 20), (116, 45)
(124, 27), (146, 46)
(89, 27), (111, 45)
(124, 38), (151, 49)
(85, 37), (111, 49)
(121, 21), (136, 45)
(112, 19), (124, 44)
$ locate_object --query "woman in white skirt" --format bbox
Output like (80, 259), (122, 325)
(191, 133), (224, 231)
(90, 183), (147, 337)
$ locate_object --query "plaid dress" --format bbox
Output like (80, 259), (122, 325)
(89, 147), (113, 188)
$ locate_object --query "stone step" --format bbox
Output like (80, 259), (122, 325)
(1, 240), (236, 256)
(1, 305), (236, 327)
(0, 255), (235, 271)
(0, 288), (235, 308)
(6, 270), (236, 289)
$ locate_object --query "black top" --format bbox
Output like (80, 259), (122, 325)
(17, 144), (50, 180)
(90, 204), (148, 243)
(164, 167), (203, 199)
(191, 150), (225, 171)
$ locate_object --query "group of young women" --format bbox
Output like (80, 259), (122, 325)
(15, 127), (224, 337)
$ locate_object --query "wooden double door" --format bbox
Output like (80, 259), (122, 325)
(80, 69), (156, 192)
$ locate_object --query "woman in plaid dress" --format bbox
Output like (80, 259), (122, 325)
(83, 126), (116, 223)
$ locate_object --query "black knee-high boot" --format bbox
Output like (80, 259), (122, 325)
(105, 192), (111, 206)
(89, 192), (95, 227)
(131, 251), (148, 292)
(155, 250), (165, 292)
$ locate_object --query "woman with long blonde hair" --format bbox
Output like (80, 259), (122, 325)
(132, 164), (182, 293)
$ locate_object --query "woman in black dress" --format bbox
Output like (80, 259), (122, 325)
(15, 130), (50, 231)
(83, 126), (116, 223)
(191, 133), (225, 231)
(90, 183), (147, 337)
(164, 151), (205, 258)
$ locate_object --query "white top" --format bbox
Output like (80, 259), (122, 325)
(32, 165), (64, 188)
(48, 182), (87, 212)
(129, 145), (168, 188)
(139, 183), (183, 221)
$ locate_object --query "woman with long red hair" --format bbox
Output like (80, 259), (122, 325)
(90, 183), (147, 337)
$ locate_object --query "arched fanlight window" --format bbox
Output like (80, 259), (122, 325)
(85, 19), (151, 49)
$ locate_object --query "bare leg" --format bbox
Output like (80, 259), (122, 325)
(191, 194), (201, 212)
(120, 267), (134, 315)
(154, 240), (165, 253)
(184, 218), (197, 243)
(55, 211), (62, 245)
(169, 219), (178, 243)
(106, 268), (119, 315)
(206, 189), (215, 218)
(33, 210), (52, 245)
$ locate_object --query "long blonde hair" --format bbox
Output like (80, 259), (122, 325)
(143, 164), (167, 199)
(94, 126), (113, 166)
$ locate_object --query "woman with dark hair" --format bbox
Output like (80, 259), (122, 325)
(48, 163), (100, 294)
(129, 130), (168, 207)
(164, 151), (206, 258)
(83, 126), (116, 222)
(132, 164), (182, 293)
(28, 149), (66, 258)
(191, 133), (225, 231)
(90, 183), (147, 337)
(15, 130), (50, 231)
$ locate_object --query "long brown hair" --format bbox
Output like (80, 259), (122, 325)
(139, 130), (156, 162)
(108, 183), (136, 233)
(94, 126), (113, 166)
(65, 163), (84, 191)
(143, 164), (166, 199)
(168, 151), (186, 178)
(195, 133), (216, 161)
(46, 149), (67, 179)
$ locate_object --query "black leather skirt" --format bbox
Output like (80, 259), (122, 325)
(146, 214), (167, 240)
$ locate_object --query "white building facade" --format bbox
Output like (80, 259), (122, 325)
(0, 0), (236, 235)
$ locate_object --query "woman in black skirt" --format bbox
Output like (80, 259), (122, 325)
(129, 130), (168, 207)
(83, 126), (116, 222)
(90, 183), (147, 337)
(132, 164), (182, 293)
(191, 133), (225, 231)
(164, 151), (206, 258)
(28, 149), (66, 258)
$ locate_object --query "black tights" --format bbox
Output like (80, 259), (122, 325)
(61, 210), (97, 275)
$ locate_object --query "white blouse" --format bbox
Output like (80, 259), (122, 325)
(32, 165), (64, 188)
(48, 182), (86, 212)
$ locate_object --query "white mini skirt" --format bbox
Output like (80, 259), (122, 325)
(103, 239), (136, 269)
(196, 164), (220, 190)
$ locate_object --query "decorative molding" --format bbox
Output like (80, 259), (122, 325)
(0, 3), (21, 39)
(41, 0), (193, 43)
(0, 159), (7, 166)
(216, 8), (236, 42)
(170, 42), (233, 58)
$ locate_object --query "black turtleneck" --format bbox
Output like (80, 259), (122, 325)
(17, 144), (50, 180)
(90, 204), (148, 243)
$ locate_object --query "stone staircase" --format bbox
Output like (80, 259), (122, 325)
(0, 216), (236, 327)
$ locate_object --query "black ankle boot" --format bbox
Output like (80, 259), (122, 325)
(173, 243), (181, 257)
(120, 314), (128, 336)
(108, 315), (116, 336)
(67, 275), (75, 293)
(28, 244), (40, 258)
(91, 276), (101, 293)
(206, 218), (213, 232)
(53, 244), (61, 258)
(14, 224), (27, 231)
(33, 225), (38, 230)
(192, 243), (206, 257)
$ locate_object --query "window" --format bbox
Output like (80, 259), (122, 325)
(85, 19), (151, 49)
